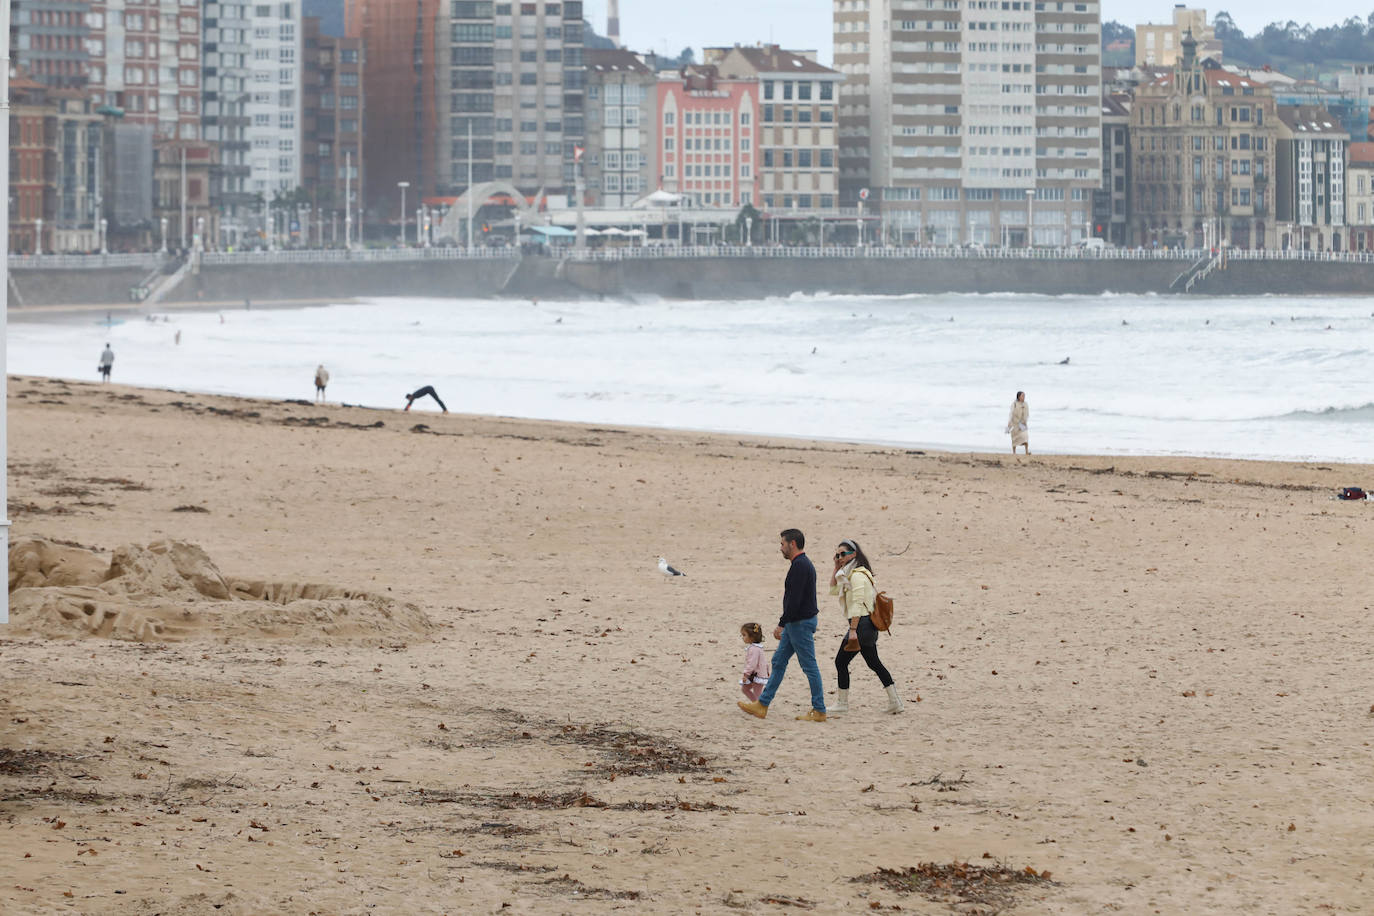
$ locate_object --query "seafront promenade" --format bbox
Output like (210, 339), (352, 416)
(9, 244), (1374, 308)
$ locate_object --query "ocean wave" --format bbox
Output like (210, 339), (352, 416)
(1282, 402), (1374, 422)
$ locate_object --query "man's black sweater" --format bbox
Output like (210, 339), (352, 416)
(779, 552), (820, 627)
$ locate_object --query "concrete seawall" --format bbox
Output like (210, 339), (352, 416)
(12, 254), (1374, 309)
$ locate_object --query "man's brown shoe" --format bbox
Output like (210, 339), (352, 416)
(795, 708), (827, 722)
(738, 700), (768, 719)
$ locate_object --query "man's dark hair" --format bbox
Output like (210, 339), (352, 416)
(780, 528), (805, 549)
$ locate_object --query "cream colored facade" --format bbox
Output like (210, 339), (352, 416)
(835, 0), (1102, 247)
(1136, 7), (1219, 67)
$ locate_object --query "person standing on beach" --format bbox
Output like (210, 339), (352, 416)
(314, 364), (330, 401)
(404, 386), (448, 413)
(738, 529), (827, 722)
(828, 539), (903, 715)
(98, 343), (115, 383)
(1006, 390), (1029, 455)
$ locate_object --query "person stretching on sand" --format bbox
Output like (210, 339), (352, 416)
(314, 364), (330, 401)
(404, 386), (448, 413)
(828, 539), (902, 715)
(1006, 390), (1029, 455)
(98, 344), (115, 383)
(739, 622), (771, 702)
(738, 529), (827, 722)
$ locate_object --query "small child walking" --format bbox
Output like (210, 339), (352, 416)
(739, 622), (771, 702)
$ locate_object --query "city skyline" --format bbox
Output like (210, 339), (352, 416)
(582, 1), (1374, 65)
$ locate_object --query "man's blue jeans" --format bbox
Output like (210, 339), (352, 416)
(758, 617), (825, 712)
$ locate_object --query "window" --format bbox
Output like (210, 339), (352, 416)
(664, 111), (674, 126)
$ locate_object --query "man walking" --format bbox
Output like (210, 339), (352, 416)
(738, 528), (827, 722)
(98, 343), (115, 383)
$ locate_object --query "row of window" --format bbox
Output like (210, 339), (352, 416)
(760, 149), (836, 168)
(762, 81), (836, 102)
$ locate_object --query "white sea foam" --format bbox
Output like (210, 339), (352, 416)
(11, 292), (1374, 463)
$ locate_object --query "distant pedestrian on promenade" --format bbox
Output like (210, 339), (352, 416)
(314, 364), (330, 401)
(828, 539), (902, 715)
(404, 386), (448, 413)
(98, 343), (115, 383)
(738, 528), (827, 722)
(1006, 390), (1029, 455)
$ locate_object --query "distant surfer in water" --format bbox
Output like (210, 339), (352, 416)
(404, 386), (448, 413)
(1058, 357), (1070, 365)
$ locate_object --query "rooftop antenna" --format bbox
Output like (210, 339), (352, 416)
(607, 0), (620, 48)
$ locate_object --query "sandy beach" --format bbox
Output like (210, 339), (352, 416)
(3, 374), (1372, 915)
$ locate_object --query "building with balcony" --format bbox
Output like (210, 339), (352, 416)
(302, 15), (364, 243)
(11, 0), (91, 90)
(1135, 6), (1220, 67)
(1098, 93), (1130, 245)
(1130, 32), (1277, 249)
(9, 76), (106, 253)
(1345, 142), (1374, 251)
(1275, 106), (1349, 251)
(585, 48), (656, 207)
(835, 0), (1102, 247)
(706, 44), (842, 213)
(85, 0), (204, 141)
(437, 0), (587, 201)
(656, 63), (757, 209)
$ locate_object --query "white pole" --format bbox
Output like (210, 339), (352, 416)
(180, 146), (187, 249)
(1, 0), (11, 623)
(345, 150), (353, 249)
(466, 121), (474, 254)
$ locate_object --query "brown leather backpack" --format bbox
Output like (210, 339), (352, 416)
(870, 590), (894, 633)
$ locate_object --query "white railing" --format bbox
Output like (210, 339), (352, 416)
(199, 247), (519, 266)
(8, 253), (165, 269)
(563, 245), (1213, 262)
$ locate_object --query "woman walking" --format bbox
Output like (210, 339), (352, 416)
(829, 539), (903, 714)
(1005, 390), (1029, 455)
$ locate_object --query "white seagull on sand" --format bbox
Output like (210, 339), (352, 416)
(657, 557), (686, 578)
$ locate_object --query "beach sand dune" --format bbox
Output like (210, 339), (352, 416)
(3, 374), (1373, 914)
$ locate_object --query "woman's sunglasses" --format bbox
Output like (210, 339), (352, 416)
(834, 551), (853, 560)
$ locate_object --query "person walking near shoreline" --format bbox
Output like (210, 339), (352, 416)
(828, 538), (903, 715)
(738, 528), (827, 722)
(98, 343), (115, 383)
(1006, 390), (1029, 455)
(314, 364), (330, 401)
(404, 386), (448, 413)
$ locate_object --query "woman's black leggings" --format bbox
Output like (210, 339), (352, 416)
(835, 615), (894, 689)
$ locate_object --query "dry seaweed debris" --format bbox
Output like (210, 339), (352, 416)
(549, 724), (711, 777)
(856, 860), (1058, 914)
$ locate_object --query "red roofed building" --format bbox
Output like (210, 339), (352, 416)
(1130, 32), (1278, 249)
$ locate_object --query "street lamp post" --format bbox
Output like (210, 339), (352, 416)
(195, 216), (204, 252)
(1025, 188), (1035, 249)
(99, 218), (107, 255)
(34, 217), (41, 255)
(159, 217), (168, 254)
(397, 181), (410, 245)
(745, 215), (752, 247)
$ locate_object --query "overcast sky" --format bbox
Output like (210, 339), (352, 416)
(583, 1), (1374, 64)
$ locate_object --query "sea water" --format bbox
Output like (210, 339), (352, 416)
(10, 293), (1374, 463)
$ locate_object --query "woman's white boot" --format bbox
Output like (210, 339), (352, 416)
(831, 689), (849, 715)
(885, 684), (905, 714)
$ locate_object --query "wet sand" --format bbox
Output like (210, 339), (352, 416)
(3, 375), (1373, 914)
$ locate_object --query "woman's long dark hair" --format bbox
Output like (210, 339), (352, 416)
(841, 539), (874, 576)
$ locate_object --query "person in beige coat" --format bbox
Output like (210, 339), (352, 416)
(314, 365), (330, 402)
(1006, 390), (1029, 454)
(828, 539), (902, 715)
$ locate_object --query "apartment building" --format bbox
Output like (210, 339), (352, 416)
(1345, 142), (1374, 251)
(585, 48), (656, 207)
(202, 0), (254, 247)
(437, 0), (587, 202)
(244, 2), (303, 197)
(836, 0), (1102, 247)
(11, 0), (91, 89)
(302, 16), (364, 241)
(10, 77), (105, 253)
(1275, 106), (1348, 251)
(84, 0), (204, 141)
(707, 44), (842, 211)
(1135, 6), (1219, 67)
(1098, 92), (1129, 245)
(657, 64), (758, 208)
(1130, 33), (1277, 249)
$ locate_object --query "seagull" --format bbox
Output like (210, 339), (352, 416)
(657, 557), (686, 578)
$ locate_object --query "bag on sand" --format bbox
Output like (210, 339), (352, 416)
(1338, 487), (1368, 501)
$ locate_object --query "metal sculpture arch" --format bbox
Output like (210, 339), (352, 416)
(434, 181), (538, 243)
